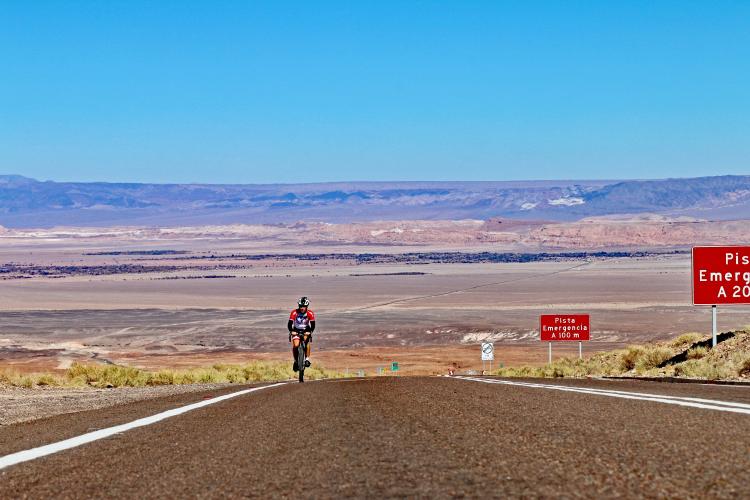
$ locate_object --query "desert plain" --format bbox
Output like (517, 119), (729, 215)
(2, 220), (749, 376)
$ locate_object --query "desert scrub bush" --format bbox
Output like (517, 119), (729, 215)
(669, 333), (702, 348)
(620, 346), (644, 372)
(486, 330), (750, 381)
(552, 357), (591, 377)
(494, 365), (536, 377)
(196, 368), (223, 384)
(550, 365), (567, 378)
(578, 351), (623, 376)
(17, 375), (35, 389)
(66, 363), (149, 388)
(62, 361), (349, 388)
(634, 346), (673, 373)
(491, 350), (630, 379)
(0, 369), (66, 388)
(241, 362), (293, 382)
(173, 371), (196, 384)
(615, 344), (674, 374)
(494, 357), (593, 379)
(224, 367), (246, 384)
(67, 362), (106, 385)
(35, 374), (61, 387)
(146, 370), (176, 386)
(737, 357), (750, 377)
(673, 359), (733, 380)
(0, 370), (25, 387)
(686, 346), (708, 360)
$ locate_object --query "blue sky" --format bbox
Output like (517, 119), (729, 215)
(1, 1), (748, 184)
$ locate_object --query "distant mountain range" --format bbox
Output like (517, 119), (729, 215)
(0, 175), (749, 227)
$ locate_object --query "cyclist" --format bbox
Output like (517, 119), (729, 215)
(288, 296), (315, 371)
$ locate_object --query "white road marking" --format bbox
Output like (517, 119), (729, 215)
(0, 382), (287, 471)
(453, 377), (750, 415)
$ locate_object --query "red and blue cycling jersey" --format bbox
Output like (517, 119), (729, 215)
(288, 309), (316, 333)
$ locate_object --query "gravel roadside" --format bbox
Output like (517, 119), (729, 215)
(0, 383), (235, 426)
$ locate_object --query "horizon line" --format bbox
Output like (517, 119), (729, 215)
(1, 173), (746, 187)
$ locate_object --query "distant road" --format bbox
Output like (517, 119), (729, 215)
(357, 260), (591, 310)
(2, 377), (750, 498)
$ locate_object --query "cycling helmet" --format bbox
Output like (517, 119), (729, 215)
(298, 296), (310, 308)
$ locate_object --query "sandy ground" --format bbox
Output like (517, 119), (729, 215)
(111, 343), (623, 375)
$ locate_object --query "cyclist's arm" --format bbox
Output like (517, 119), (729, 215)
(307, 310), (316, 333)
(287, 319), (293, 332)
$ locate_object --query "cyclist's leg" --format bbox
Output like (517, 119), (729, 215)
(304, 333), (311, 357)
(291, 334), (300, 359)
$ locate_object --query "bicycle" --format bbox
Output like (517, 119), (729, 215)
(291, 331), (309, 383)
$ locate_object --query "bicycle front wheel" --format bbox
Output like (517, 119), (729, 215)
(297, 343), (306, 382)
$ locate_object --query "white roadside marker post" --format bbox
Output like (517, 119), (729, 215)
(712, 305), (717, 347)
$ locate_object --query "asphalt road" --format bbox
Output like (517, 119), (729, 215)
(2, 377), (750, 498)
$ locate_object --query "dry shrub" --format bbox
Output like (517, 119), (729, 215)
(669, 333), (702, 348)
(686, 346), (708, 360)
(489, 330), (750, 381)
(0, 369), (65, 388)
(495, 365), (544, 378)
(59, 361), (348, 388)
(147, 370), (176, 386)
(35, 374), (61, 386)
(620, 346), (644, 371)
(674, 360), (733, 380)
(65, 364), (148, 387)
(17, 376), (34, 388)
(634, 346), (673, 372)
(495, 355), (610, 379)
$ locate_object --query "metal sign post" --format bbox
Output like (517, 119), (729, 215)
(712, 305), (717, 347)
(578, 341), (582, 360)
(548, 342), (552, 364)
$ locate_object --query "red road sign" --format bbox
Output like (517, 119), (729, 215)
(540, 314), (590, 341)
(692, 246), (750, 305)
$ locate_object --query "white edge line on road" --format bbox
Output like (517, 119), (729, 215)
(0, 382), (288, 471)
(452, 377), (750, 415)
(483, 380), (750, 409)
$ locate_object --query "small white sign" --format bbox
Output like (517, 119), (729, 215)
(481, 342), (494, 361)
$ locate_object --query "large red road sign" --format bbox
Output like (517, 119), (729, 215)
(540, 314), (590, 341)
(692, 246), (750, 305)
